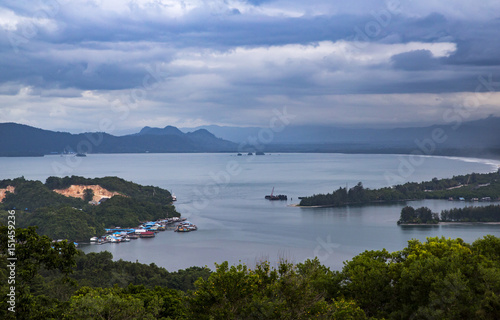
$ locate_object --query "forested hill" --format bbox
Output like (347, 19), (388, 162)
(299, 170), (500, 207)
(0, 122), (237, 156)
(0, 176), (179, 241)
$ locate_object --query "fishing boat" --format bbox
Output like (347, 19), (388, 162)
(140, 231), (155, 238)
(175, 226), (190, 232)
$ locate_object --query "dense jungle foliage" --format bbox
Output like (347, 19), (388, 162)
(2, 226), (500, 319)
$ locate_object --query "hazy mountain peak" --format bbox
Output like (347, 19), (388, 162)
(188, 129), (215, 137)
(138, 125), (184, 136)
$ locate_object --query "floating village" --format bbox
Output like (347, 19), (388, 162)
(89, 217), (198, 245)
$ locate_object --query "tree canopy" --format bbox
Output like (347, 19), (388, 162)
(398, 205), (500, 224)
(2, 226), (500, 319)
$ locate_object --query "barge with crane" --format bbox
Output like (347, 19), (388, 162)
(265, 187), (287, 200)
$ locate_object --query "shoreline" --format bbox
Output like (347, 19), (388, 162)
(1, 151), (499, 161)
(292, 199), (499, 209)
(290, 199), (415, 208)
(400, 221), (500, 226)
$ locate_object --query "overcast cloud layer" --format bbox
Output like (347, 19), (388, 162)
(1, 0), (500, 134)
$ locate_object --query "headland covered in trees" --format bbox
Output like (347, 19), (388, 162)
(299, 169), (500, 207)
(2, 226), (500, 319)
(0, 176), (179, 241)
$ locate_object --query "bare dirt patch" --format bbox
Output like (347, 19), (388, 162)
(53, 185), (122, 202)
(0, 186), (15, 202)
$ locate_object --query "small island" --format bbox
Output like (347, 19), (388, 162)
(397, 206), (439, 225)
(398, 204), (500, 225)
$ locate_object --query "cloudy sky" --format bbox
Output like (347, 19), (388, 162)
(1, 0), (500, 134)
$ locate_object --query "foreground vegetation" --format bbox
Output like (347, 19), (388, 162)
(2, 226), (500, 319)
(0, 176), (179, 241)
(300, 170), (500, 207)
(398, 204), (500, 224)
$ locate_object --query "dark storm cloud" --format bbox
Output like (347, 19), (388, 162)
(391, 50), (439, 70)
(0, 41), (169, 90)
(445, 20), (500, 66)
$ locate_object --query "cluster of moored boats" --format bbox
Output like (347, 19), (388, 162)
(89, 217), (197, 244)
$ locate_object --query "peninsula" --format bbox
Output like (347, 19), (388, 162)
(299, 170), (500, 207)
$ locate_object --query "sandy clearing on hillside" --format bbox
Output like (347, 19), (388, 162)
(53, 185), (122, 203)
(0, 186), (15, 202)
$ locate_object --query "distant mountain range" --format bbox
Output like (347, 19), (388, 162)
(1, 117), (500, 158)
(0, 123), (237, 156)
(182, 116), (500, 158)
(182, 116), (500, 146)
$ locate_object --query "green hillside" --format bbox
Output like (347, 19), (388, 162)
(0, 176), (179, 241)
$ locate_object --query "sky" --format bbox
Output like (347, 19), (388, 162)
(1, 0), (500, 135)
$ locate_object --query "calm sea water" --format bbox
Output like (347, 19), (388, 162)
(1, 153), (500, 271)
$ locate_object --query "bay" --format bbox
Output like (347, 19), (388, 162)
(1, 153), (500, 271)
